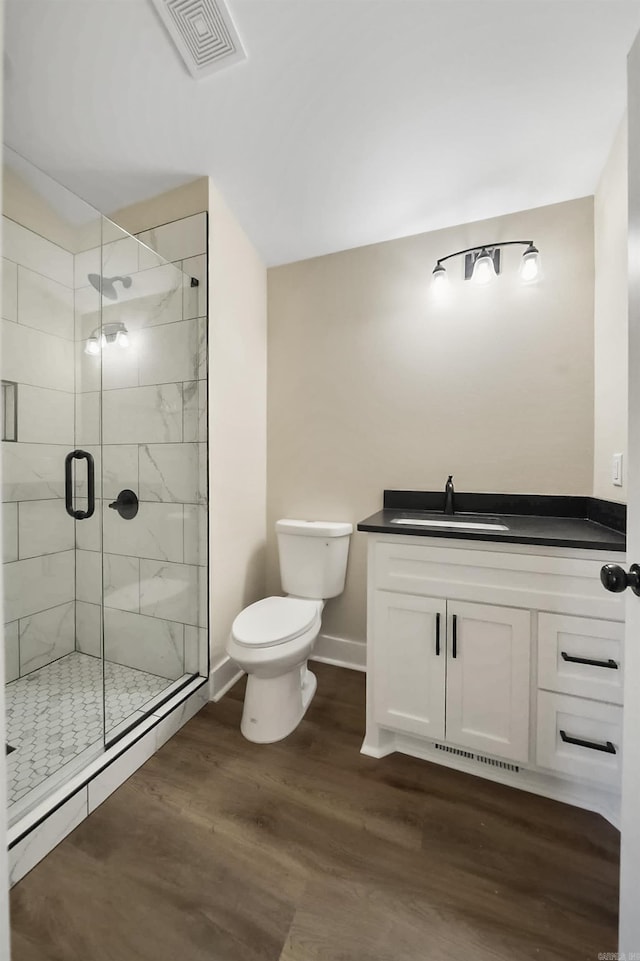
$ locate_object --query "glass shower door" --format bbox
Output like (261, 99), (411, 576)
(95, 218), (207, 743)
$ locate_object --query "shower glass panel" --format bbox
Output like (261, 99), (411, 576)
(89, 218), (206, 743)
(2, 149), (106, 824)
(2, 149), (208, 825)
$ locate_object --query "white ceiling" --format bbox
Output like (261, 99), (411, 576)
(5, 0), (640, 266)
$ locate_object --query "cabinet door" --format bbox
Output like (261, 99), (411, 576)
(372, 591), (446, 740)
(445, 601), (531, 763)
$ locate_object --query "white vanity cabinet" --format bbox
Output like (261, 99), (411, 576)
(363, 533), (626, 823)
(373, 593), (530, 761)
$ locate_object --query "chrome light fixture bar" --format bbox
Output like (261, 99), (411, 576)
(432, 240), (541, 288)
(85, 322), (130, 355)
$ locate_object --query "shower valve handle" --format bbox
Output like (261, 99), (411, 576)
(109, 489), (139, 520)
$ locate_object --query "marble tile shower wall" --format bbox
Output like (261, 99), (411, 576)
(2, 217), (76, 682)
(73, 212), (208, 685)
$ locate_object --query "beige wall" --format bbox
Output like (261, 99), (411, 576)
(110, 177), (209, 236)
(209, 182), (267, 663)
(593, 119), (628, 502)
(267, 198), (595, 645)
(3, 167), (208, 253)
(2, 165), (95, 252)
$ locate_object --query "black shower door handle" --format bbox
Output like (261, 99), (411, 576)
(65, 450), (95, 520)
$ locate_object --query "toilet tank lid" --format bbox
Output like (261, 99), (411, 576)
(276, 519), (353, 537)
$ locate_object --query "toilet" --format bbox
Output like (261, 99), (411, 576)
(227, 519), (352, 743)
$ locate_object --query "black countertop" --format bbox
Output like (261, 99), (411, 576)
(357, 491), (626, 552)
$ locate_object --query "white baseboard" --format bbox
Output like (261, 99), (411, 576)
(209, 637), (365, 703)
(311, 633), (366, 672)
(209, 654), (244, 702)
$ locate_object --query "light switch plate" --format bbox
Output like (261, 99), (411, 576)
(613, 453), (623, 487)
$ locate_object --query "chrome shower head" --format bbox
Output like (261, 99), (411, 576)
(88, 273), (132, 301)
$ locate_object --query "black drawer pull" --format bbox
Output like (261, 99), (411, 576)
(559, 730), (616, 754)
(561, 652), (618, 670)
(452, 614), (457, 659)
(435, 613), (441, 656)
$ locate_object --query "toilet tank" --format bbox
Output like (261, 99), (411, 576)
(276, 519), (352, 599)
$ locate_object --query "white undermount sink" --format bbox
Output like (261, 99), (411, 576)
(390, 516), (509, 532)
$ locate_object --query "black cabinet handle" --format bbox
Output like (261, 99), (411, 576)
(435, 613), (440, 656)
(561, 652), (618, 670)
(559, 730), (616, 755)
(452, 614), (457, 659)
(64, 450), (95, 520)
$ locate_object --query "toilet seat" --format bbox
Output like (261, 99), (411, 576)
(232, 596), (320, 649)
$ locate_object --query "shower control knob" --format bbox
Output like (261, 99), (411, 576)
(108, 489), (139, 521)
(600, 563), (640, 596)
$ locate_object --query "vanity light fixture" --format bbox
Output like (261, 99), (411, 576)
(85, 322), (130, 355)
(431, 240), (541, 288)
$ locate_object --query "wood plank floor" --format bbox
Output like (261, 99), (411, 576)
(10, 663), (619, 961)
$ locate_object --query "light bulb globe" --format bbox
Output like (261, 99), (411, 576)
(472, 249), (496, 286)
(519, 244), (540, 284)
(432, 263), (448, 290)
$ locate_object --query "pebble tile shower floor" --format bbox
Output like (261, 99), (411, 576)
(5, 652), (171, 809)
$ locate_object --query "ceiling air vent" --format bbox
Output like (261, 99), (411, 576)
(150, 0), (247, 79)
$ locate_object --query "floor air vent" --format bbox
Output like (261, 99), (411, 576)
(150, 0), (247, 79)
(434, 743), (519, 773)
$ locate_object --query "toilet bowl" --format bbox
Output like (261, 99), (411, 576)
(226, 518), (352, 744)
(227, 596), (323, 743)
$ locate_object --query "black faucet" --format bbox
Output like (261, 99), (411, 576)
(444, 475), (455, 515)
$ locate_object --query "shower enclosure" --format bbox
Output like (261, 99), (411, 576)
(1, 149), (208, 827)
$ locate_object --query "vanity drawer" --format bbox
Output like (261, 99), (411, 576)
(537, 613), (623, 705)
(536, 691), (622, 788)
